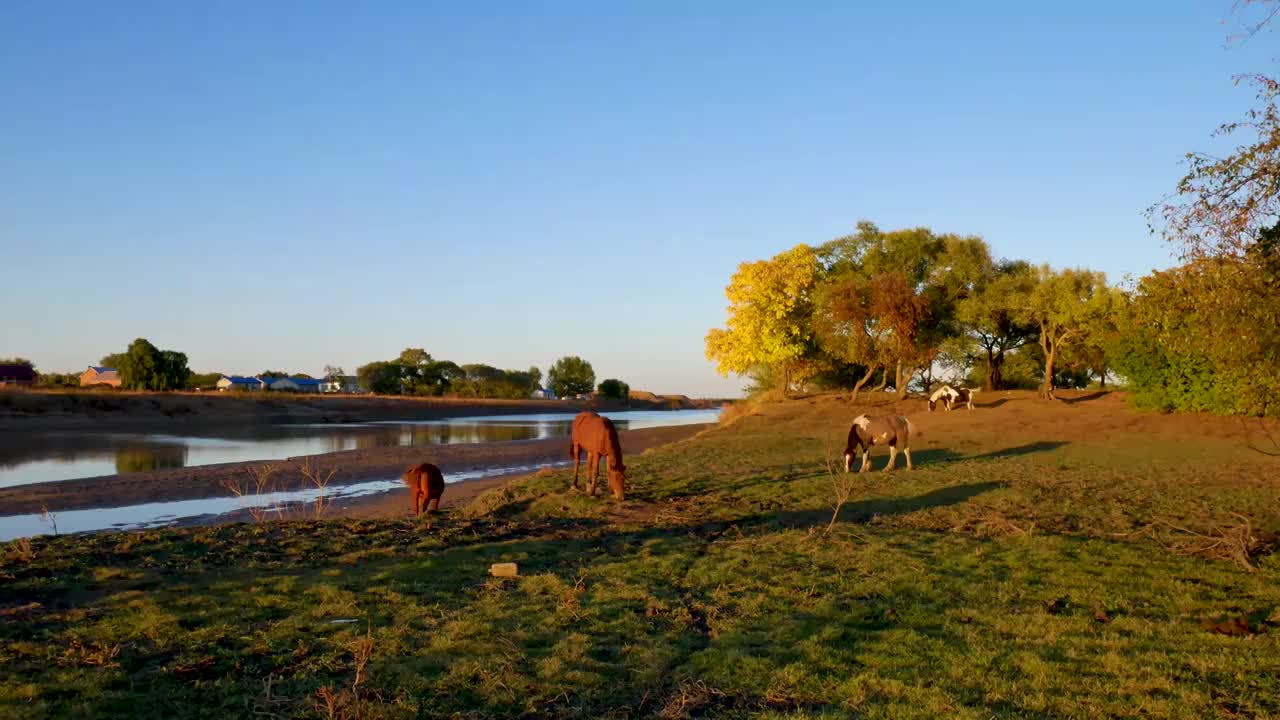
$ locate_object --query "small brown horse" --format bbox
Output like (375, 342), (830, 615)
(569, 411), (626, 500)
(844, 414), (917, 473)
(402, 462), (445, 515)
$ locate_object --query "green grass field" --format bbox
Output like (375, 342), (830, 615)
(2, 392), (1278, 719)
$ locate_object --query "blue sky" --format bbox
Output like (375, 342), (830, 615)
(1, 1), (1273, 396)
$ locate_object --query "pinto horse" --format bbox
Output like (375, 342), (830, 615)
(569, 411), (626, 500)
(402, 462), (445, 515)
(844, 414), (917, 473)
(928, 385), (976, 412)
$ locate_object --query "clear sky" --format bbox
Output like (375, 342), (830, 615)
(2, 1), (1272, 396)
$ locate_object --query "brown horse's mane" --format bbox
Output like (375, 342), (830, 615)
(602, 416), (624, 469)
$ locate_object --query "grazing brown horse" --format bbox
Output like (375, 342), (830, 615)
(569, 411), (626, 500)
(402, 462), (445, 515)
(844, 414), (917, 473)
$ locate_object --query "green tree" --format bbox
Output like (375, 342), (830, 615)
(356, 361), (403, 395)
(1020, 267), (1115, 399)
(186, 371), (223, 389)
(547, 356), (596, 398)
(956, 260), (1040, 391)
(397, 348), (435, 395)
(705, 244), (822, 396)
(99, 353), (126, 369)
(259, 370), (290, 380)
(1112, 257), (1280, 415)
(815, 222), (988, 396)
(112, 338), (189, 391)
(0, 357), (34, 367)
(597, 378), (630, 400)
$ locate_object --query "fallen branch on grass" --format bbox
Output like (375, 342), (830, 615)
(1116, 512), (1272, 572)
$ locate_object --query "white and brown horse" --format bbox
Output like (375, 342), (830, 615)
(928, 385), (976, 412)
(844, 414), (917, 472)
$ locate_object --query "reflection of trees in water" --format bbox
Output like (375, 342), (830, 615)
(115, 445), (188, 474)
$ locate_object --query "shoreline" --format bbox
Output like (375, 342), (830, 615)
(0, 423), (711, 516)
(0, 389), (721, 434)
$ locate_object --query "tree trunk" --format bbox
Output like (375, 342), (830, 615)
(1041, 346), (1057, 400)
(781, 365), (792, 399)
(895, 360), (910, 400)
(984, 350), (1005, 392)
(1096, 366), (1108, 389)
(850, 365), (877, 404)
(870, 369), (889, 395)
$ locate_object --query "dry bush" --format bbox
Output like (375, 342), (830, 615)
(5, 537), (35, 563)
(299, 459), (338, 519)
(220, 464), (279, 523)
(312, 625), (378, 720)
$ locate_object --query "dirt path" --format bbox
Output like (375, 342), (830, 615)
(0, 424), (711, 515)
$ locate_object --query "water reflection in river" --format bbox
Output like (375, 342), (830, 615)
(0, 409), (720, 488)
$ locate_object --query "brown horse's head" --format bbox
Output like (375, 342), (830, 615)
(608, 463), (626, 501)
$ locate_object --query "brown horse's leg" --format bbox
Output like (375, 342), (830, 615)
(414, 489), (423, 516)
(885, 445), (898, 472)
(587, 453), (600, 496)
(571, 445), (581, 490)
(904, 446), (913, 470)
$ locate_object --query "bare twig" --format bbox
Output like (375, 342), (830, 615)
(822, 435), (857, 535)
(1241, 414), (1280, 456)
(221, 464), (279, 524)
(299, 459), (338, 519)
(38, 504), (59, 536)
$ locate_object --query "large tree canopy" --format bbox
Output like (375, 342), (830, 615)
(547, 357), (595, 398)
(110, 338), (189, 391)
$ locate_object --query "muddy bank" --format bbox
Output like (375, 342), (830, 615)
(0, 390), (608, 433)
(0, 423), (710, 515)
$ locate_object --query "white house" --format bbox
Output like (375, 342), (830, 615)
(217, 375), (268, 392)
(531, 387), (557, 400)
(320, 375), (360, 394)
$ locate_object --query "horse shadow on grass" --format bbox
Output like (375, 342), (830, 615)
(963, 440), (1069, 461)
(773, 481), (1006, 529)
(1059, 391), (1109, 405)
(705, 441), (1067, 495)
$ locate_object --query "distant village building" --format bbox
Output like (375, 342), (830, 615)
(269, 377), (322, 393)
(216, 375), (268, 392)
(79, 366), (121, 388)
(531, 387), (558, 400)
(320, 375), (360, 394)
(0, 364), (37, 387)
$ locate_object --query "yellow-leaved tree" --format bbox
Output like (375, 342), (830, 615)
(705, 244), (821, 396)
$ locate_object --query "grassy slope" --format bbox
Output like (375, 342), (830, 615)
(2, 392), (1278, 719)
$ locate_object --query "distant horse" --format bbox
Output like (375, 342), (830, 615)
(569, 411), (627, 500)
(844, 414), (917, 472)
(928, 385), (959, 412)
(402, 462), (445, 515)
(928, 385), (976, 412)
